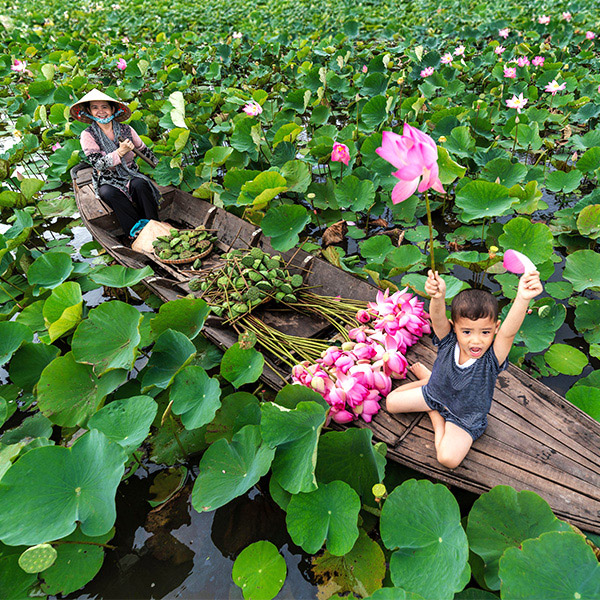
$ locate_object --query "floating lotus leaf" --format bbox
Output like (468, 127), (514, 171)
(150, 297), (210, 341)
(315, 428), (386, 500)
(191, 424), (275, 512)
(148, 418), (207, 466)
(563, 249), (600, 291)
(18, 543), (57, 573)
(576, 204), (600, 239)
(286, 480), (360, 555)
(380, 479), (468, 600)
(481, 158), (527, 188)
(37, 353), (127, 427)
(385, 245), (425, 274)
(1, 412), (53, 445)
(0, 542), (37, 600)
(402, 273), (469, 300)
(205, 391), (260, 444)
(238, 171), (287, 208)
(8, 342), (60, 391)
(261, 204), (310, 251)
(455, 180), (515, 222)
(545, 169), (582, 194)
(72, 301), (142, 375)
(141, 329), (196, 392)
(191, 336), (223, 370)
(232, 540), (286, 600)
(574, 300), (600, 344)
(273, 384), (329, 410)
(0, 322), (32, 367)
(42, 281), (83, 342)
(360, 235), (393, 263)
(498, 217), (554, 265)
(26, 252), (73, 291)
(466, 486), (571, 590)
(148, 466), (187, 507)
(544, 343), (587, 376)
(361, 95), (387, 128)
(220, 343), (264, 388)
(0, 430), (125, 546)
(280, 159), (312, 193)
(87, 396), (157, 454)
(444, 126), (476, 158)
(565, 386), (600, 421)
(366, 589), (425, 600)
(312, 529), (386, 598)
(576, 147), (600, 173)
(335, 175), (375, 212)
(454, 590), (498, 600)
(499, 531), (600, 599)
(261, 401), (326, 494)
(170, 365), (221, 430)
(545, 281), (573, 300)
(89, 265), (153, 288)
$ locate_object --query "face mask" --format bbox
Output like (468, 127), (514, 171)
(83, 108), (123, 124)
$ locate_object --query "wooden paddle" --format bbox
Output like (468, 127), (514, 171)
(118, 136), (158, 168)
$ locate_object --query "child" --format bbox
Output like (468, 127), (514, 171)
(386, 269), (543, 469)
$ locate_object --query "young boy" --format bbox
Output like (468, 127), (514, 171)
(386, 269), (543, 469)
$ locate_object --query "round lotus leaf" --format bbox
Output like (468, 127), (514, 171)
(274, 383), (328, 410)
(286, 480), (360, 556)
(466, 485), (571, 590)
(565, 386), (600, 421)
(148, 466), (187, 507)
(544, 343), (587, 376)
(402, 273), (469, 300)
(574, 299), (600, 344)
(192, 425), (275, 512)
(170, 365), (221, 430)
(454, 589), (498, 600)
(261, 204), (310, 252)
(0, 542), (37, 599)
(37, 353), (127, 427)
(42, 281), (83, 342)
(89, 264), (153, 288)
(0, 321), (32, 367)
(380, 479), (468, 600)
(498, 217), (554, 265)
(455, 180), (515, 222)
(150, 297), (210, 341)
(18, 543), (57, 573)
(87, 396), (157, 454)
(366, 589), (425, 600)
(335, 175), (375, 212)
(220, 343), (264, 388)
(269, 476), (292, 512)
(0, 430), (125, 546)
(1, 412), (53, 445)
(72, 301), (142, 375)
(545, 280), (573, 300)
(315, 428), (386, 500)
(260, 401), (326, 494)
(26, 252), (73, 290)
(232, 540), (286, 600)
(563, 249), (600, 292)
(205, 392), (260, 444)
(576, 204), (600, 239)
(360, 235), (393, 263)
(499, 531), (600, 599)
(238, 171), (287, 207)
(8, 342), (60, 391)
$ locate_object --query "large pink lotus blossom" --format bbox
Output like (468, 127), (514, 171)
(517, 56), (530, 67)
(506, 93), (528, 113)
(532, 56), (545, 66)
(538, 15), (550, 25)
(586, 31), (596, 40)
(11, 59), (26, 72)
(331, 142), (350, 166)
(243, 101), (262, 116)
(420, 66), (434, 78)
(561, 12), (572, 22)
(504, 66), (517, 79)
(117, 58), (127, 70)
(545, 80), (566, 95)
(499, 28), (510, 38)
(441, 53), (453, 64)
(375, 125), (445, 204)
(454, 45), (465, 56)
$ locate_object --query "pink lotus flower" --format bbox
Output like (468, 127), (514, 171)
(375, 125), (445, 204)
(11, 59), (26, 72)
(441, 53), (453, 64)
(381, 351), (408, 379)
(51, 142), (61, 151)
(532, 56), (545, 67)
(348, 327), (368, 343)
(586, 31), (596, 40)
(330, 408), (355, 424)
(561, 12), (572, 22)
(503, 249), (536, 274)
(598, 84), (600, 94)
(331, 142), (350, 166)
(517, 56), (530, 67)
(499, 28), (510, 38)
(122, 36), (130, 43)
(232, 31), (242, 39)
(116, 58), (127, 70)
(495, 45), (506, 55)
(243, 101), (262, 116)
(420, 66), (434, 78)
(504, 66), (517, 79)
(454, 45), (465, 56)
(545, 80), (566, 95)
(362, 65), (368, 73)
(356, 309), (371, 323)
(538, 15), (550, 25)
(506, 93), (528, 113)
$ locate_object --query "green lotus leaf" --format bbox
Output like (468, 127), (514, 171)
(466, 486), (571, 590)
(1, 412), (53, 446)
(546, 169), (582, 194)
(238, 171), (287, 208)
(0, 398), (6, 430)
(37, 353), (127, 427)
(315, 428), (386, 500)
(148, 466), (187, 508)
(544, 343), (588, 376)
(42, 281), (83, 342)
(272, 122), (302, 147)
(455, 180), (516, 222)
(148, 418), (207, 466)
(366, 589), (425, 600)
(380, 479), (468, 600)
(192, 424), (275, 512)
(274, 384), (328, 410)
(15, 299), (46, 334)
(563, 249), (600, 291)
(574, 300), (600, 344)
(232, 540), (286, 600)
(361, 95), (387, 128)
(576, 147), (600, 173)
(576, 204), (600, 239)
(280, 160), (312, 193)
(230, 117), (260, 158)
(18, 543), (57, 574)
(87, 396), (157, 454)
(545, 281), (573, 300)
(0, 322), (33, 367)
(153, 156), (183, 186)
(509, 180), (547, 214)
(312, 530), (386, 598)
(0, 429), (125, 546)
(191, 335), (223, 370)
(261, 401), (326, 494)
(565, 386), (600, 421)
(89, 265), (153, 288)
(481, 158), (527, 188)
(39, 528), (114, 596)
(203, 146), (233, 166)
(402, 273), (469, 300)
(141, 329), (196, 392)
(0, 542), (37, 600)
(360, 235), (393, 263)
(26, 252), (73, 291)
(149, 297), (209, 341)
(205, 391), (260, 444)
(444, 126), (476, 158)
(498, 217), (554, 264)
(8, 342), (60, 391)
(335, 175), (375, 212)
(220, 343), (264, 388)
(499, 531), (600, 599)
(437, 146), (466, 185)
(72, 301), (142, 375)
(445, 251), (501, 272)
(261, 204), (310, 252)
(170, 365), (221, 430)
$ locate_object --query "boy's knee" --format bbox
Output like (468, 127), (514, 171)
(436, 448), (464, 470)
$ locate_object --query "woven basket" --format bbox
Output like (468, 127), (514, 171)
(154, 239), (213, 265)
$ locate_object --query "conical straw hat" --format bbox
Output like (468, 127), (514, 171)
(70, 88), (131, 123)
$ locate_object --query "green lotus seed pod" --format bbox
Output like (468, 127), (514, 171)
(169, 228), (178, 236)
(280, 283), (293, 295)
(283, 293), (297, 303)
(248, 271), (262, 282)
(241, 255), (254, 267)
(18, 544), (57, 574)
(250, 247), (264, 260)
(275, 291), (285, 301)
(188, 278), (203, 291)
(238, 330), (257, 349)
(210, 305), (224, 317)
(245, 286), (261, 302)
(290, 274), (303, 287)
(193, 258), (202, 269)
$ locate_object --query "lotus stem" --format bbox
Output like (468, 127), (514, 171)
(424, 189), (435, 272)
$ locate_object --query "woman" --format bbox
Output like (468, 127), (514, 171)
(70, 89), (160, 237)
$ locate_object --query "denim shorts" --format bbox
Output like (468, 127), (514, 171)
(422, 393), (487, 441)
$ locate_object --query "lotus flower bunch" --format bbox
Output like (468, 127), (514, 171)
(292, 288), (430, 424)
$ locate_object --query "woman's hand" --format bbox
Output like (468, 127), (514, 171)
(425, 270), (446, 299)
(117, 138), (134, 157)
(517, 271), (543, 301)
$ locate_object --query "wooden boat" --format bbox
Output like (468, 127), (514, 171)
(72, 164), (600, 535)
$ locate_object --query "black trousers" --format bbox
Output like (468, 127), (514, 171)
(99, 178), (158, 236)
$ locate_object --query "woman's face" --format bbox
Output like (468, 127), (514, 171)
(89, 101), (114, 119)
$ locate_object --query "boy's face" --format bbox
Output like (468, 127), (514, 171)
(452, 316), (500, 361)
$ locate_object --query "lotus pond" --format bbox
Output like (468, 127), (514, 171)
(1, 0), (600, 597)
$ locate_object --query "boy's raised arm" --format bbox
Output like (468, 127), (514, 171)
(425, 270), (451, 340)
(494, 271), (543, 364)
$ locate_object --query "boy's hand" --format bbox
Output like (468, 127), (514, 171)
(517, 271), (543, 301)
(425, 270), (446, 299)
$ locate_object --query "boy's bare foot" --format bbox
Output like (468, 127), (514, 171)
(410, 362), (431, 381)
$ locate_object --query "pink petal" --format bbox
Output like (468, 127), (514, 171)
(503, 249), (536, 274)
(391, 176), (419, 204)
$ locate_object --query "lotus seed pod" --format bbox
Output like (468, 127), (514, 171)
(238, 330), (257, 350)
(18, 543), (57, 574)
(372, 483), (387, 499)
